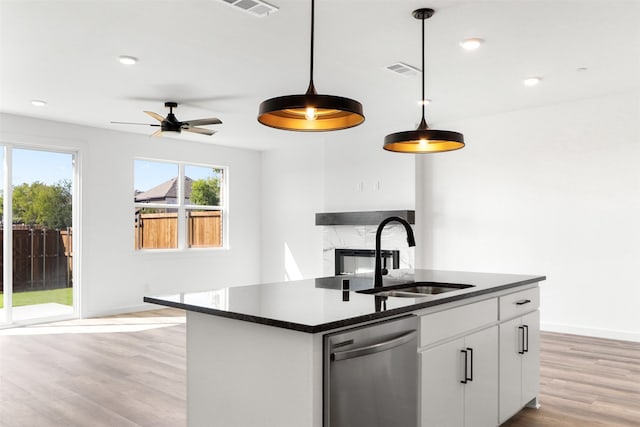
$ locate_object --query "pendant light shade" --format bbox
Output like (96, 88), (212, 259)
(384, 8), (464, 153)
(258, 0), (364, 131)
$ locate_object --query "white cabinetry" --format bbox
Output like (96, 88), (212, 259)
(499, 288), (541, 424)
(419, 285), (541, 427)
(465, 327), (500, 427)
(419, 298), (499, 427)
(421, 326), (498, 427)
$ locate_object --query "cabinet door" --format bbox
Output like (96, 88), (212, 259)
(464, 326), (498, 427)
(420, 338), (465, 427)
(521, 310), (540, 406)
(499, 317), (522, 423)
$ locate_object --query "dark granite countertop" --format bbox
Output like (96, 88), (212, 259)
(144, 269), (545, 334)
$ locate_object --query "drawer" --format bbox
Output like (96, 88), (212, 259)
(420, 298), (497, 347)
(499, 286), (539, 320)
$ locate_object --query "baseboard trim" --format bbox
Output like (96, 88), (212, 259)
(541, 322), (640, 343)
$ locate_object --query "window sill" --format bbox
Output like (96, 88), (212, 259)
(134, 247), (231, 256)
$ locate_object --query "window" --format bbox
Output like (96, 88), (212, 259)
(134, 159), (226, 250)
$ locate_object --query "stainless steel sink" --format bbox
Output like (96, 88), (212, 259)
(368, 290), (425, 298)
(360, 282), (473, 298)
(396, 284), (472, 294)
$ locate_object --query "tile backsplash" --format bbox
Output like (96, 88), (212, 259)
(322, 224), (415, 276)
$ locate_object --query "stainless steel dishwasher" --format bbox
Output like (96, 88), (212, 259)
(323, 315), (418, 427)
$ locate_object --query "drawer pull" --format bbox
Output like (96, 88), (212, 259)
(515, 299), (531, 306)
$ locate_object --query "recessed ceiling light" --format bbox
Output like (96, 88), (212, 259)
(576, 67), (588, 72)
(459, 38), (484, 51)
(523, 77), (542, 87)
(118, 55), (138, 65)
(31, 100), (47, 107)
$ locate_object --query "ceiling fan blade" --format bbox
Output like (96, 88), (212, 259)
(151, 129), (164, 137)
(144, 111), (166, 122)
(184, 126), (216, 136)
(183, 118), (222, 126)
(111, 121), (160, 126)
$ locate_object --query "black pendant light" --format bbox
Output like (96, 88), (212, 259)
(384, 8), (464, 153)
(258, 0), (365, 131)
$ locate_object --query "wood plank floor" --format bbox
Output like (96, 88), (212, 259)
(0, 309), (186, 427)
(1, 310), (638, 426)
(502, 332), (640, 427)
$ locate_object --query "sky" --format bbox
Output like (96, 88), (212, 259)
(0, 148), (221, 193)
(2, 148), (72, 186)
(135, 159), (222, 192)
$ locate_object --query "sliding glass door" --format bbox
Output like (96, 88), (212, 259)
(1, 146), (75, 325)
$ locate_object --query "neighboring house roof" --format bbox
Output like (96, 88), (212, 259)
(135, 176), (193, 203)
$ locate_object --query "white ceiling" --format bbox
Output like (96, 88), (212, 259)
(1, 0), (639, 151)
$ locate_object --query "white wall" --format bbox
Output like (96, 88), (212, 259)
(323, 123), (415, 212)
(0, 113), (262, 317)
(416, 91), (640, 342)
(260, 141), (325, 282)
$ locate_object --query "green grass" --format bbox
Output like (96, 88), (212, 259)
(0, 287), (72, 308)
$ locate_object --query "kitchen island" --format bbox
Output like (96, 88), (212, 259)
(145, 269), (545, 427)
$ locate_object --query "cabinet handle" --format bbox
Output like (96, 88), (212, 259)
(467, 347), (473, 382)
(518, 326), (526, 354)
(460, 348), (473, 383)
(523, 324), (529, 353)
(516, 299), (531, 306)
(460, 349), (468, 384)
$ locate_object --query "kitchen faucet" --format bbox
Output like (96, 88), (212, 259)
(374, 216), (416, 288)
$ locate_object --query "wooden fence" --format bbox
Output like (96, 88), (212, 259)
(0, 226), (72, 293)
(135, 211), (222, 249)
(0, 213), (221, 291)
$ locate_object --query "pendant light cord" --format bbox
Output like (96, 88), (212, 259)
(310, 0), (315, 83)
(305, 0), (317, 94)
(421, 15), (426, 123)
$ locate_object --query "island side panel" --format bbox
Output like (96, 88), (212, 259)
(187, 311), (323, 427)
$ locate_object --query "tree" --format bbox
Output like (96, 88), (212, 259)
(11, 180), (72, 228)
(190, 177), (220, 206)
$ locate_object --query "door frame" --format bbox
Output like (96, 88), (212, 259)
(0, 143), (81, 326)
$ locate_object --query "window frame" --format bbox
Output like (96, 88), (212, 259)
(134, 158), (228, 251)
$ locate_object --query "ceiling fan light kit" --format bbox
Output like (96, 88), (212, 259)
(257, 0), (365, 131)
(383, 8), (465, 153)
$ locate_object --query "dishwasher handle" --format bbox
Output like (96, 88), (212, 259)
(331, 330), (417, 361)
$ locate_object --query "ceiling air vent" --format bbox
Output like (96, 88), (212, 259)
(221, 0), (279, 17)
(385, 62), (421, 77)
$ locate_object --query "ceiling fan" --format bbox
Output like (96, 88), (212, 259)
(112, 101), (222, 136)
